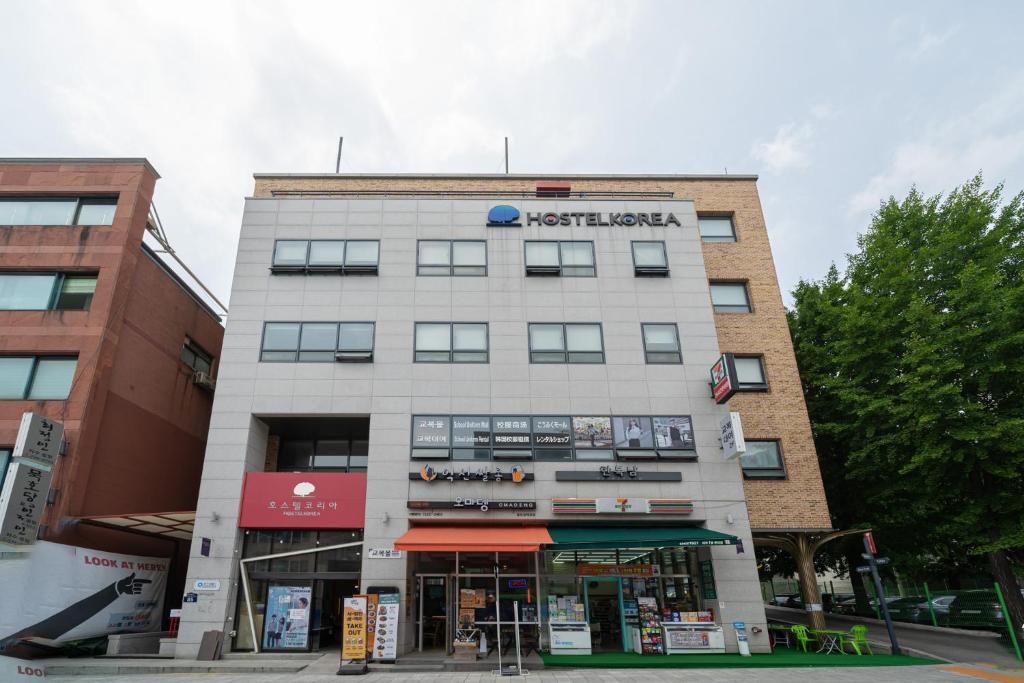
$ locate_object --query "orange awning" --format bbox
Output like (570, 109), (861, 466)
(395, 526), (553, 552)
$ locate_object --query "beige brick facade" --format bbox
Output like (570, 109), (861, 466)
(251, 174), (832, 531)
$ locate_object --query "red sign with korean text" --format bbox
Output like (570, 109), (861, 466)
(238, 472), (367, 529)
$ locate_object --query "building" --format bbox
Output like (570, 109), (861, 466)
(177, 173), (831, 660)
(0, 159), (224, 605)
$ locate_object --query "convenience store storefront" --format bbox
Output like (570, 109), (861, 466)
(395, 525), (738, 657)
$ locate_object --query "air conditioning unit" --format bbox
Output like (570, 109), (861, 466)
(193, 371), (216, 391)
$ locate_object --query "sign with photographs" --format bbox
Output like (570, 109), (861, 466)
(342, 595), (368, 663)
(653, 416), (696, 451)
(555, 466), (682, 482)
(411, 464), (532, 482)
(492, 416), (531, 448)
(264, 585), (311, 650)
(451, 416), (491, 447)
(412, 416), (450, 447)
(573, 417), (613, 449)
(0, 462), (53, 545)
(408, 499), (537, 512)
(532, 416), (572, 447)
(612, 417), (654, 449)
(13, 412), (64, 468)
(370, 592), (399, 661)
(710, 353), (738, 404)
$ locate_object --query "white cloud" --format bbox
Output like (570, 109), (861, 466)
(910, 25), (960, 59)
(751, 123), (814, 173)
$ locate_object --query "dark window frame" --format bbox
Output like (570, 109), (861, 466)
(0, 271), (98, 311)
(709, 281), (752, 313)
(0, 354), (78, 400)
(181, 337), (215, 375)
(631, 241), (670, 277)
(413, 322), (489, 363)
(528, 322), (605, 364)
(698, 214), (737, 243)
(259, 321), (376, 363)
(640, 323), (683, 364)
(0, 196), (118, 226)
(523, 241), (596, 277)
(416, 240), (488, 276)
(276, 437), (368, 473)
(269, 239), (380, 275)
(733, 354), (769, 391)
(740, 439), (786, 479)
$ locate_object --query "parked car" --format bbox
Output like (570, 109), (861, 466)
(948, 589), (1024, 630)
(907, 595), (956, 625)
(825, 593), (855, 612)
(886, 596), (927, 622)
(833, 595), (900, 616)
(767, 594), (798, 607)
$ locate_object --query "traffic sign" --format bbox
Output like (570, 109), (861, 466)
(875, 557), (890, 566)
(856, 565), (871, 573)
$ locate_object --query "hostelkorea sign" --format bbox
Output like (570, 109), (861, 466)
(486, 205), (683, 228)
(238, 472), (366, 529)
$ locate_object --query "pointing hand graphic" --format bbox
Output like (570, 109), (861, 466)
(115, 573), (153, 596)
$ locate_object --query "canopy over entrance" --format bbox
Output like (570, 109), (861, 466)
(395, 526), (553, 552)
(546, 526), (738, 550)
(79, 511), (195, 540)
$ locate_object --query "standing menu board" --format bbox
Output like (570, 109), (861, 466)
(637, 596), (664, 655)
(371, 593), (399, 661)
(342, 596), (368, 662)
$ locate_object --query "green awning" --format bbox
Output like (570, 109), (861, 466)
(546, 526), (738, 550)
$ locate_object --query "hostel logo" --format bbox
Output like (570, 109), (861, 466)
(292, 481), (316, 497)
(487, 205), (521, 227)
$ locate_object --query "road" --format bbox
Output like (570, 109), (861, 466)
(766, 605), (1022, 668)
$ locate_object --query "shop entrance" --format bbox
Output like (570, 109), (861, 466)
(583, 577), (625, 652)
(416, 574), (449, 652)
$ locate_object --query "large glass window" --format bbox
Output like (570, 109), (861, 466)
(709, 282), (751, 313)
(740, 440), (785, 478)
(529, 323), (603, 363)
(631, 242), (669, 276)
(277, 438), (367, 472)
(641, 324), (682, 364)
(415, 323), (488, 363)
(524, 241), (595, 276)
(417, 240), (486, 276)
(698, 216), (736, 242)
(734, 356), (767, 389)
(0, 273), (97, 311)
(0, 356), (77, 400)
(0, 197), (116, 226)
(261, 322), (374, 362)
(181, 338), (213, 375)
(270, 240), (379, 273)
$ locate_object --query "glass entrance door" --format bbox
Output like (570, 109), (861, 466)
(417, 575), (448, 652)
(583, 577), (626, 652)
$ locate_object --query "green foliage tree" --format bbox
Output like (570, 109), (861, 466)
(788, 175), (1024, 630)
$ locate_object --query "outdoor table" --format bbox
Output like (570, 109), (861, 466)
(768, 624), (792, 648)
(812, 629), (847, 654)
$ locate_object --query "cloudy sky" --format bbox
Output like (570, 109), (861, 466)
(3, 1), (1022, 307)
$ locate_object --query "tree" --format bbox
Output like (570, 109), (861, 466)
(788, 176), (1024, 631)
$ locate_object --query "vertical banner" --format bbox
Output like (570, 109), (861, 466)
(364, 594), (378, 660)
(371, 593), (399, 661)
(262, 585), (311, 650)
(0, 463), (52, 546)
(341, 596), (368, 664)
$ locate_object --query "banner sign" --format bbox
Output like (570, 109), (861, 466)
(13, 412), (64, 468)
(551, 498), (693, 514)
(0, 463), (53, 546)
(367, 548), (402, 559)
(370, 593), (399, 661)
(0, 541), (168, 658)
(341, 596), (368, 662)
(578, 564), (661, 577)
(364, 594), (378, 659)
(555, 467), (682, 482)
(720, 412), (746, 460)
(263, 585), (311, 650)
(710, 354), (738, 404)
(408, 499), (536, 512)
(411, 465), (531, 483)
(238, 472), (366, 529)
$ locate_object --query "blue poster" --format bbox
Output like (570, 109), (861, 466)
(263, 585), (312, 650)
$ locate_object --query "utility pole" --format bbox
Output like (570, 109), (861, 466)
(856, 532), (901, 656)
(335, 137), (344, 173)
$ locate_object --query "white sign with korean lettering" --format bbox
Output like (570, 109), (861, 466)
(0, 462), (53, 545)
(720, 412), (746, 460)
(367, 548), (403, 559)
(13, 412), (64, 468)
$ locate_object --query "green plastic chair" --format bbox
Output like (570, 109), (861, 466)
(790, 624), (815, 653)
(842, 625), (872, 655)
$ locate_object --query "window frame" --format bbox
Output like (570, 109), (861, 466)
(0, 196), (118, 226)
(416, 240), (487, 276)
(524, 241), (596, 277)
(698, 215), (737, 243)
(740, 439), (786, 479)
(528, 322), (605, 364)
(0, 355), (78, 400)
(414, 322), (490, 363)
(640, 323), (683, 364)
(269, 239), (380, 275)
(181, 337), (214, 375)
(0, 271), (98, 311)
(733, 355), (769, 391)
(631, 241), (670, 277)
(709, 281), (752, 313)
(259, 322), (376, 363)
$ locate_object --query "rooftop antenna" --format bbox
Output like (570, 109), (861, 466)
(335, 137), (344, 173)
(504, 137), (509, 174)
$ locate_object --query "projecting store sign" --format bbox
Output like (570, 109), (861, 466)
(720, 412), (746, 460)
(710, 353), (738, 404)
(0, 462), (53, 545)
(13, 412), (64, 468)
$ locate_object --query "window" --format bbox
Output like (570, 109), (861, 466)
(698, 216), (736, 242)
(524, 241), (595, 277)
(270, 240), (379, 274)
(0, 356), (77, 400)
(734, 356), (767, 389)
(0, 447), (10, 491)
(260, 322), (375, 362)
(529, 323), (603, 363)
(641, 324), (682, 364)
(0, 197), (117, 226)
(632, 242), (669, 276)
(181, 338), (213, 375)
(0, 273), (97, 311)
(740, 440), (785, 478)
(414, 323), (488, 363)
(277, 438), (368, 472)
(417, 240), (487, 276)
(710, 282), (751, 313)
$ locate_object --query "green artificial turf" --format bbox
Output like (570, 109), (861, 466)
(540, 650), (939, 668)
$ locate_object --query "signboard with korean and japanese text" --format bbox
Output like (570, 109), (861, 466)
(13, 412), (64, 468)
(532, 416), (572, 447)
(411, 416), (450, 448)
(0, 462), (53, 545)
(451, 416), (491, 447)
(491, 416), (531, 448)
(238, 472), (366, 529)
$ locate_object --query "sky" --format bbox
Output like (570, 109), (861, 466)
(2, 0), (1023, 308)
